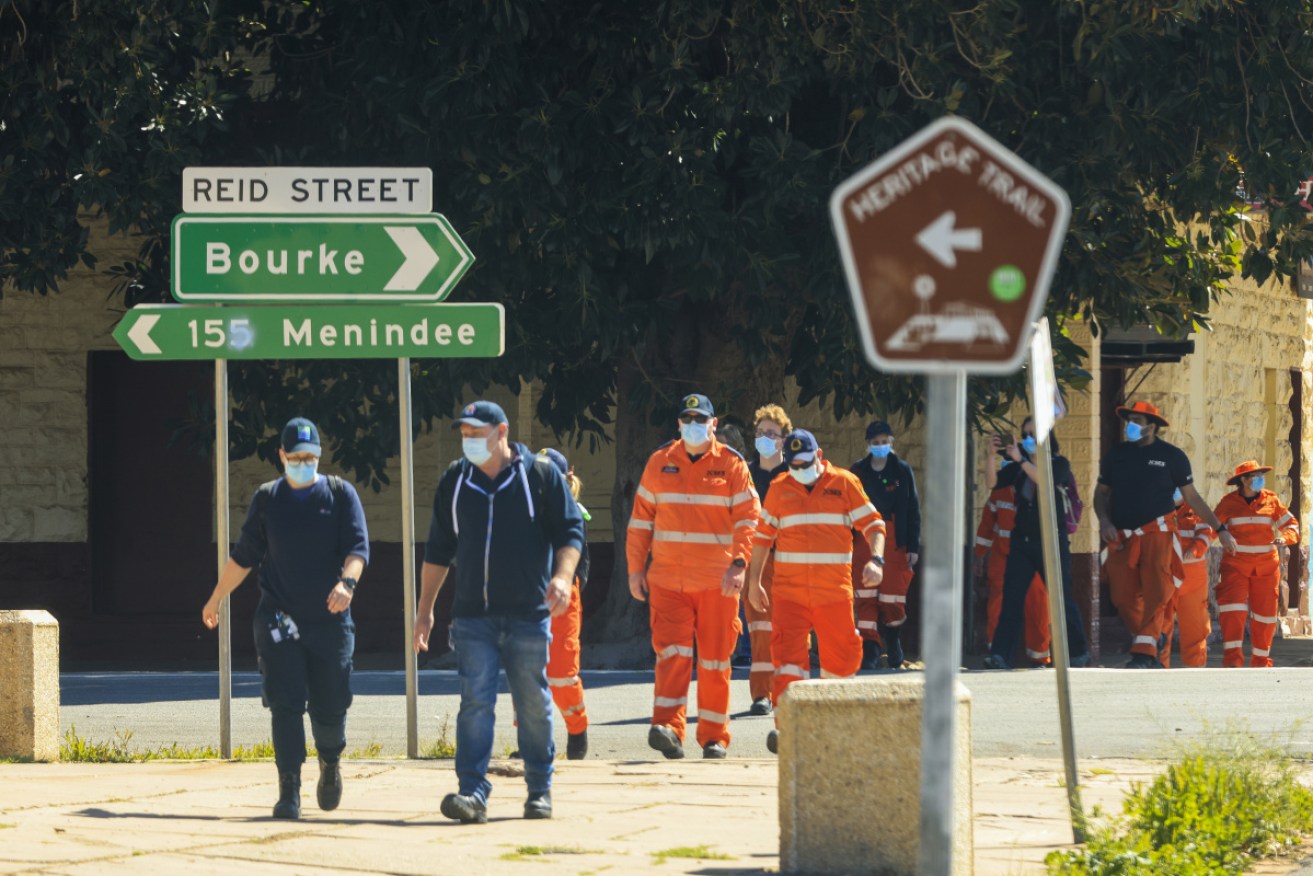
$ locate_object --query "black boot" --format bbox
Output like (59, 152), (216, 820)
(566, 730), (588, 760)
(860, 639), (882, 671)
(273, 771), (301, 819)
(881, 625), (904, 669)
(317, 756), (342, 811)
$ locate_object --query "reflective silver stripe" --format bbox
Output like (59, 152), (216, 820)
(760, 509), (780, 528)
(654, 696), (687, 707)
(1227, 516), (1273, 526)
(547, 675), (579, 687)
(1182, 556), (1206, 565)
(698, 710), (729, 724)
(1025, 648), (1051, 661)
(854, 589), (880, 598)
(878, 593), (906, 604)
(628, 519), (654, 531)
(734, 518), (755, 529)
(653, 530), (732, 545)
(751, 662), (775, 673)
(819, 668), (853, 679)
(850, 502), (878, 520)
(657, 644), (695, 661)
(1276, 512), (1295, 527)
(560, 704), (586, 716)
(1252, 647), (1270, 656)
(654, 492), (732, 506)
(779, 512), (849, 528)
(777, 664), (808, 678)
(776, 551), (853, 564)
(994, 501), (1015, 511)
(1217, 603), (1248, 613)
(731, 490), (755, 506)
(1234, 543), (1276, 553)
(637, 485), (657, 503)
(699, 659), (731, 671)
(1133, 635), (1158, 647)
(975, 537), (993, 547)
(856, 620), (879, 630)
(1252, 613), (1278, 624)
(996, 528), (1012, 538)
(1224, 640), (1244, 649)
(747, 621), (772, 632)
(883, 617), (907, 628)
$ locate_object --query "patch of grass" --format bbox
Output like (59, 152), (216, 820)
(651, 845), (734, 865)
(1087, 768), (1115, 776)
(1047, 741), (1313, 875)
(347, 741), (384, 759)
(0, 823), (15, 829)
(61, 726), (278, 763)
(500, 845), (602, 862)
(420, 716), (457, 759)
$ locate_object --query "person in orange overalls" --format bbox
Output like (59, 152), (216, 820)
(627, 392), (759, 760)
(974, 480), (1051, 666)
(537, 449), (592, 758)
(1159, 488), (1215, 667)
(743, 404), (792, 716)
(1213, 460), (1300, 668)
(1094, 401), (1235, 668)
(747, 429), (885, 754)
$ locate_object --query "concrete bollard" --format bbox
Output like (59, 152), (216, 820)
(0, 610), (60, 761)
(778, 676), (973, 875)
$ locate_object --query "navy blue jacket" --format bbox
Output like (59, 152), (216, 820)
(851, 453), (922, 553)
(425, 443), (585, 619)
(231, 475), (370, 625)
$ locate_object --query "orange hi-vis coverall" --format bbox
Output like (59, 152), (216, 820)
(1213, 490), (1299, 668)
(974, 485), (1051, 664)
(753, 464), (884, 709)
(1160, 503), (1214, 668)
(1104, 513), (1184, 659)
(626, 438), (759, 749)
(547, 579), (587, 734)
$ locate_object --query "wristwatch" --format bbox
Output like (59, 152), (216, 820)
(871, 555), (886, 566)
(338, 576), (358, 593)
(731, 558), (746, 568)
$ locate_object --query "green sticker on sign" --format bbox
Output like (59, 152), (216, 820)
(989, 265), (1026, 302)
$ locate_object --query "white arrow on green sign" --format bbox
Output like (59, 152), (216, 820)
(171, 214), (475, 302)
(113, 303), (504, 360)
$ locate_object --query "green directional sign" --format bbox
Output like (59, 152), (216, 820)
(171, 214), (475, 302)
(113, 303), (504, 361)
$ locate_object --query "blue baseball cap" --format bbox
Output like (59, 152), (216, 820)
(538, 448), (569, 475)
(281, 417), (322, 455)
(452, 400), (508, 429)
(680, 393), (715, 417)
(783, 429), (819, 464)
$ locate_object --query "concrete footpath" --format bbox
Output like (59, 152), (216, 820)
(0, 754), (1274, 875)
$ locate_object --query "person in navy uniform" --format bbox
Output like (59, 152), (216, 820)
(202, 417), (369, 820)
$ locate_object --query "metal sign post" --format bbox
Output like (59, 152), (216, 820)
(917, 371), (967, 876)
(215, 358), (232, 759)
(399, 357), (419, 758)
(1028, 317), (1086, 842)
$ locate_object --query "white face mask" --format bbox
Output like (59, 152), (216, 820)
(789, 462), (820, 485)
(462, 435), (493, 466)
(680, 422), (711, 446)
(755, 435), (781, 457)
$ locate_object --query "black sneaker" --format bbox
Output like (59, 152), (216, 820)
(316, 756), (342, 811)
(524, 791), (552, 820)
(566, 730), (588, 761)
(440, 792), (488, 824)
(860, 640), (882, 671)
(702, 741), (728, 759)
(749, 697), (772, 716)
(1069, 652), (1091, 668)
(1123, 653), (1162, 669)
(766, 729), (779, 755)
(647, 725), (685, 760)
(272, 772), (301, 820)
(981, 654), (1009, 670)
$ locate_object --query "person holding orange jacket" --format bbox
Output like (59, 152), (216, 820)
(1213, 461), (1300, 668)
(1160, 488), (1214, 668)
(627, 393), (760, 760)
(747, 429), (885, 755)
(974, 480), (1051, 666)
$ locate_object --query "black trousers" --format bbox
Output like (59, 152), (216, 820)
(989, 530), (1088, 666)
(254, 614), (355, 772)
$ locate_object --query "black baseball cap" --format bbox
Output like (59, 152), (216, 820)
(452, 400), (508, 429)
(281, 417), (322, 455)
(865, 420), (894, 440)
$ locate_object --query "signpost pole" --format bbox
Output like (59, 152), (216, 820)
(215, 359), (232, 759)
(1028, 319), (1086, 843)
(918, 370), (967, 876)
(398, 358), (419, 759)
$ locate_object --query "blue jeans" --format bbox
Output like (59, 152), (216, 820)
(450, 614), (554, 804)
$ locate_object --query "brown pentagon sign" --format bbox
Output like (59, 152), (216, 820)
(829, 116), (1071, 375)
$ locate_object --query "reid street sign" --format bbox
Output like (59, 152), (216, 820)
(182, 167), (433, 214)
(829, 116), (1071, 374)
(171, 214), (475, 303)
(112, 303), (504, 361)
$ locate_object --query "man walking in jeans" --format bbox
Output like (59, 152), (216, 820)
(414, 400), (584, 823)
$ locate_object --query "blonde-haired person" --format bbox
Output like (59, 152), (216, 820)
(538, 449), (592, 757)
(743, 403), (793, 716)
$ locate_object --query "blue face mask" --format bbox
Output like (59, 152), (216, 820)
(285, 459), (318, 486)
(1173, 488), (1183, 505)
(1021, 436), (1037, 455)
(462, 436), (493, 466)
(1251, 476), (1265, 492)
(868, 444), (892, 460)
(680, 422), (710, 446)
(1124, 421), (1143, 442)
(755, 435), (780, 457)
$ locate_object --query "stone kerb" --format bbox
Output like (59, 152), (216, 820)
(777, 676), (973, 875)
(0, 610), (60, 761)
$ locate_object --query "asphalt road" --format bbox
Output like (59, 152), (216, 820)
(59, 664), (1313, 761)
